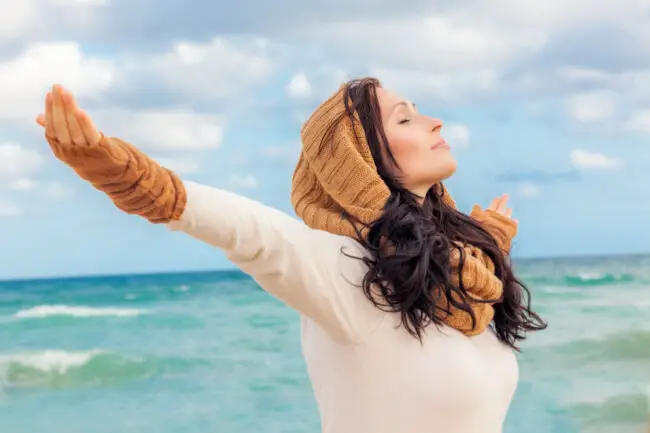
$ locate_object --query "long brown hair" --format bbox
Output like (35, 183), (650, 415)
(337, 77), (546, 349)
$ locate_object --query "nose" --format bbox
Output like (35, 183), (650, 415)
(430, 117), (443, 132)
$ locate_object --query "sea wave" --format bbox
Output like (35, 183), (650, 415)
(526, 329), (650, 364)
(527, 272), (637, 287)
(0, 349), (205, 390)
(563, 330), (650, 361)
(13, 305), (148, 319)
(566, 391), (647, 428)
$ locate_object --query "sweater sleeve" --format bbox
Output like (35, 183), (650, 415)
(166, 181), (374, 342)
(469, 205), (518, 253)
(46, 133), (186, 224)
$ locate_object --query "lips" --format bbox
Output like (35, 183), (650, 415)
(431, 138), (450, 150)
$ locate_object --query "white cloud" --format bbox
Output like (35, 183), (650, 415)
(0, 42), (115, 119)
(0, 142), (74, 205)
(570, 149), (623, 170)
(305, 11), (548, 102)
(94, 108), (224, 150)
(52, 0), (110, 6)
(9, 178), (39, 190)
(566, 91), (617, 123)
(557, 66), (613, 83)
(286, 73), (311, 99)
(0, 36), (276, 127)
(517, 182), (540, 198)
(261, 142), (301, 163)
(552, 69), (650, 128)
(262, 146), (286, 157)
(120, 37), (277, 102)
(7, 177), (74, 200)
(616, 70), (650, 103)
(454, 1), (646, 34)
(444, 123), (471, 148)
(43, 181), (74, 200)
(623, 109), (650, 133)
(315, 15), (545, 73)
(373, 67), (502, 103)
(0, 200), (22, 216)
(285, 67), (349, 103)
(291, 1), (650, 104)
(153, 155), (201, 174)
(5, 1), (650, 111)
(0, 143), (44, 181)
(229, 174), (257, 189)
(0, 0), (38, 41)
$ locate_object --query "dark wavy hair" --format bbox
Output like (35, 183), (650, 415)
(334, 77), (546, 350)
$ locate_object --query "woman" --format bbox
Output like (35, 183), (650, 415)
(36, 78), (546, 433)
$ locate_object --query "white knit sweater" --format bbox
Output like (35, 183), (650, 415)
(167, 181), (518, 433)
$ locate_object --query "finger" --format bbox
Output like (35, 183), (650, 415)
(496, 194), (509, 213)
(36, 114), (45, 127)
(52, 85), (71, 144)
(489, 195), (505, 212)
(61, 89), (87, 146)
(76, 109), (102, 146)
(505, 208), (513, 218)
(44, 92), (56, 138)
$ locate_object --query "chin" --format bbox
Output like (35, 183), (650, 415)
(437, 155), (458, 181)
(410, 155), (458, 194)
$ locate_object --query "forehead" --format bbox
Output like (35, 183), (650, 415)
(376, 87), (403, 107)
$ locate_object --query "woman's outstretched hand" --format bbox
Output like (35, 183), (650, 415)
(470, 194), (518, 252)
(34, 84), (130, 187)
(36, 84), (102, 149)
(487, 194), (515, 222)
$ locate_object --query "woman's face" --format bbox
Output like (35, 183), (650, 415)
(376, 87), (457, 197)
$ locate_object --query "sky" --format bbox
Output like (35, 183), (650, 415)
(2, 0), (650, 279)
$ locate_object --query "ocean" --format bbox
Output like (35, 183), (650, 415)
(0, 254), (648, 433)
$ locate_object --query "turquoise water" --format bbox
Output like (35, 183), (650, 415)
(1, 255), (649, 432)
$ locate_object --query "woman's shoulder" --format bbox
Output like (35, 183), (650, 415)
(310, 228), (371, 269)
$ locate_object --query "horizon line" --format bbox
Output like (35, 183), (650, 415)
(2, 250), (649, 284)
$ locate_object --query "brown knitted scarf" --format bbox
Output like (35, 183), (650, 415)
(290, 84), (517, 336)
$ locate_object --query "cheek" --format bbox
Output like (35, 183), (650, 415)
(386, 131), (430, 175)
(386, 131), (457, 184)
(386, 132), (424, 168)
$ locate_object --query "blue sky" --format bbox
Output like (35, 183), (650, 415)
(1, 0), (650, 279)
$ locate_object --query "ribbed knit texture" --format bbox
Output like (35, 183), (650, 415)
(291, 84), (515, 336)
(45, 133), (186, 224)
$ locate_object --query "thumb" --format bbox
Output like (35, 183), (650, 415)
(469, 204), (483, 218)
(35, 114), (45, 127)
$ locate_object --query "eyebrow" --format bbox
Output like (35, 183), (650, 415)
(391, 101), (417, 114)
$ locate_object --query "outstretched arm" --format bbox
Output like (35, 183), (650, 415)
(164, 180), (374, 343)
(36, 85), (374, 343)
